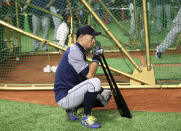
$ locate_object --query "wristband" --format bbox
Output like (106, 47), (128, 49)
(92, 55), (101, 64)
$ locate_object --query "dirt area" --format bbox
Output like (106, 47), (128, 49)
(0, 88), (181, 112)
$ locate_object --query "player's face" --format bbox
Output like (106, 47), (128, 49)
(83, 34), (95, 50)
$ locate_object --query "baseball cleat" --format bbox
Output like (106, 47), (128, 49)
(66, 109), (79, 121)
(155, 51), (162, 59)
(81, 115), (101, 128)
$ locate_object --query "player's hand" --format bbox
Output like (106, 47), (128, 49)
(93, 47), (104, 56)
(92, 47), (104, 64)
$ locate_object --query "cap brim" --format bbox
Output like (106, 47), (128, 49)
(92, 32), (101, 36)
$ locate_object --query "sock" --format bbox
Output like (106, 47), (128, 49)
(84, 91), (98, 115)
(94, 99), (104, 107)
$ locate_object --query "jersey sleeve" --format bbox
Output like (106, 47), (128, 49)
(68, 46), (89, 74)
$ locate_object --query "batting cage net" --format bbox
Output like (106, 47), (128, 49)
(0, 0), (181, 88)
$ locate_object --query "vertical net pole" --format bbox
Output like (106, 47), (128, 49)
(142, 0), (151, 71)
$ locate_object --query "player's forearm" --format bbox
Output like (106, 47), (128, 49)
(86, 62), (98, 79)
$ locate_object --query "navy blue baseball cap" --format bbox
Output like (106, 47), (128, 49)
(76, 25), (101, 38)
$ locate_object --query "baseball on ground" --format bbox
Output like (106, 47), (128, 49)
(16, 57), (20, 61)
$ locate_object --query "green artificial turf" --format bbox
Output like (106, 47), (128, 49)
(154, 66), (181, 80)
(94, 20), (130, 45)
(20, 29), (56, 52)
(0, 99), (181, 131)
(93, 56), (181, 82)
(140, 54), (181, 82)
(96, 57), (141, 75)
(151, 54), (181, 64)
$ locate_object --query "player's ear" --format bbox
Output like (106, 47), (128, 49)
(78, 34), (84, 39)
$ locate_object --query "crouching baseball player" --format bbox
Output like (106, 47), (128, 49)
(54, 25), (112, 128)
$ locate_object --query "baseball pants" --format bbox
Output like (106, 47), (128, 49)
(129, 4), (143, 39)
(50, 6), (62, 41)
(57, 78), (101, 109)
(32, 14), (50, 51)
(156, 6), (181, 53)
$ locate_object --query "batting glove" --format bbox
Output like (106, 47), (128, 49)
(92, 47), (104, 64)
(93, 47), (104, 56)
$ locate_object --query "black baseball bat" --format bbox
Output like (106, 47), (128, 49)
(100, 54), (132, 118)
(100, 58), (124, 116)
